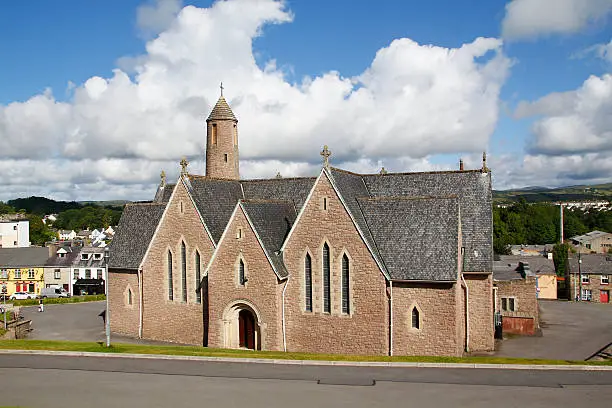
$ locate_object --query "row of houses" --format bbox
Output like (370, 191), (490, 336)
(58, 227), (115, 245)
(0, 245), (107, 298)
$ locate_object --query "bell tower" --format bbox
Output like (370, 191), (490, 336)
(206, 84), (239, 180)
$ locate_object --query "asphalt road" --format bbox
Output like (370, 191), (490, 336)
(497, 300), (612, 360)
(0, 354), (611, 407)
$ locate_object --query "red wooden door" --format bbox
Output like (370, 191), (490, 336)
(601, 290), (609, 303)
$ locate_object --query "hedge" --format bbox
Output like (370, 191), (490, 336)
(9, 294), (106, 306)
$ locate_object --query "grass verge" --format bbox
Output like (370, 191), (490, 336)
(0, 339), (610, 366)
(10, 295), (105, 307)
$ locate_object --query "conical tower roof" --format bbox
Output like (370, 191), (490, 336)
(207, 96), (237, 121)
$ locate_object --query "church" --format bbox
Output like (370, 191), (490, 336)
(108, 90), (495, 356)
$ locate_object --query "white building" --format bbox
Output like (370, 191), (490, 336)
(70, 247), (107, 295)
(0, 219), (30, 248)
(58, 230), (77, 241)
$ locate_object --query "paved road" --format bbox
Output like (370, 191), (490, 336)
(497, 300), (612, 360)
(0, 354), (611, 407)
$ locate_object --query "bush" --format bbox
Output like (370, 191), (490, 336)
(11, 294), (105, 306)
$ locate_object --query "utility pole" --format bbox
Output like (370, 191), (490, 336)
(559, 203), (564, 243)
(578, 250), (583, 302)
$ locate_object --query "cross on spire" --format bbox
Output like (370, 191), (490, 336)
(180, 157), (189, 175)
(320, 145), (331, 168)
(220, 82), (224, 97)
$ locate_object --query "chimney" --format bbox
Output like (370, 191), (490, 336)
(459, 159), (464, 171)
(47, 242), (58, 258)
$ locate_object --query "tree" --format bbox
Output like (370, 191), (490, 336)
(552, 243), (571, 277)
(27, 214), (56, 245)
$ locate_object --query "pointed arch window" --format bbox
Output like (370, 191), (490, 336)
(181, 242), (187, 302)
(341, 254), (350, 314)
(167, 250), (174, 301)
(305, 254), (312, 312)
(239, 259), (246, 286)
(411, 307), (420, 329)
(323, 243), (330, 313)
(195, 251), (201, 304)
(212, 123), (217, 145)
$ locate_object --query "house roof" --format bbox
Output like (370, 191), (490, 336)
(153, 183), (175, 203)
(493, 255), (556, 281)
(108, 203), (166, 270)
(357, 196), (460, 281)
(570, 230), (612, 243)
(241, 200), (297, 279)
(0, 247), (50, 267)
(206, 96), (237, 121)
(45, 247), (81, 267)
(568, 254), (612, 275)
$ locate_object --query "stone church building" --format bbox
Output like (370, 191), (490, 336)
(108, 92), (495, 356)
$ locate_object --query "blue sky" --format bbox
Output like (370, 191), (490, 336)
(0, 0), (611, 201)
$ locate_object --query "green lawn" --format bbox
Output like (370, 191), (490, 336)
(10, 295), (105, 307)
(0, 340), (610, 366)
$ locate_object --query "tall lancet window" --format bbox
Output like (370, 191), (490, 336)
(323, 243), (330, 313)
(167, 250), (174, 301)
(305, 254), (312, 312)
(181, 242), (187, 302)
(239, 259), (246, 286)
(341, 254), (350, 314)
(195, 251), (201, 304)
(212, 123), (217, 145)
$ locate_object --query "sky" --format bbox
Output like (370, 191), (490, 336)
(0, 0), (611, 202)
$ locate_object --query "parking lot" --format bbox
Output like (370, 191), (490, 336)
(496, 300), (612, 360)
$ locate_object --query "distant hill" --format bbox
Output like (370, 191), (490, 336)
(494, 183), (612, 204)
(7, 196), (130, 215)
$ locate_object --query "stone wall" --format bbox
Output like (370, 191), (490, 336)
(495, 276), (539, 335)
(206, 119), (239, 180)
(569, 273), (611, 304)
(108, 269), (139, 338)
(206, 206), (283, 351)
(283, 173), (389, 355)
(140, 180), (214, 345)
(464, 273), (494, 351)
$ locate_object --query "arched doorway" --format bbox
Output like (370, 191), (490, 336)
(238, 309), (256, 349)
(222, 301), (263, 350)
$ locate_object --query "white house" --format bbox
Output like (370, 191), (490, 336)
(104, 226), (115, 237)
(0, 219), (30, 248)
(70, 247), (107, 295)
(89, 229), (103, 240)
(58, 230), (77, 241)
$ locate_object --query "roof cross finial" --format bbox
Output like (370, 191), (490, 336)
(379, 167), (388, 175)
(220, 82), (224, 97)
(180, 157), (189, 175)
(160, 170), (166, 186)
(320, 145), (331, 169)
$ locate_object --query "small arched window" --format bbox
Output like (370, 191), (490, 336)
(239, 259), (246, 286)
(341, 254), (350, 314)
(305, 254), (312, 312)
(323, 243), (330, 313)
(411, 307), (420, 329)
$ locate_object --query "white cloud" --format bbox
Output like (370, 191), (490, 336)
(516, 74), (612, 155)
(0, 0), (510, 201)
(502, 0), (612, 40)
(137, 0), (183, 37)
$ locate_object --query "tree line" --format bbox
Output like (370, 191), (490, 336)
(493, 198), (612, 254)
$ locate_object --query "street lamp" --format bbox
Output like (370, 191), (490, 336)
(104, 246), (110, 347)
(578, 251), (582, 302)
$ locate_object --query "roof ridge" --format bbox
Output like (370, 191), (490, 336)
(240, 176), (317, 182)
(358, 195), (459, 202)
(363, 169), (484, 176)
(125, 202), (166, 207)
(240, 199), (294, 204)
(329, 167), (363, 177)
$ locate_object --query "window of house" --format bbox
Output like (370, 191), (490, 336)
(97, 269), (103, 279)
(85, 269), (91, 279)
(236, 227), (243, 240)
(195, 251), (201, 304)
(54, 269), (61, 280)
(73, 270), (79, 280)
(59, 253), (65, 258)
(224, 154), (228, 163)
(582, 275), (590, 285)
(305, 254), (312, 312)
(239, 259), (246, 286)
(127, 288), (132, 306)
(168, 251), (174, 301)
(341, 254), (350, 314)
(602, 275), (609, 285)
(28, 269), (35, 279)
(0, 269), (7, 279)
(586, 244), (592, 249)
(181, 242), (187, 302)
(411, 307), (420, 329)
(212, 124), (217, 145)
(323, 243), (330, 313)
(15, 269), (21, 279)
(581, 289), (592, 301)
(501, 297), (516, 312)
(320, 197), (328, 211)
(94, 254), (101, 260)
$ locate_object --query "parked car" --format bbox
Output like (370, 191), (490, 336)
(9, 291), (38, 300)
(41, 287), (70, 299)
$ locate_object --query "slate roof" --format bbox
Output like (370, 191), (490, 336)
(206, 96), (237, 121)
(241, 200), (297, 279)
(0, 247), (50, 267)
(362, 170), (492, 273)
(45, 247), (81, 267)
(153, 183), (175, 203)
(568, 254), (612, 275)
(570, 230), (612, 244)
(108, 203), (166, 270)
(357, 196), (460, 281)
(186, 176), (315, 245)
(73, 247), (107, 268)
(493, 255), (556, 281)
